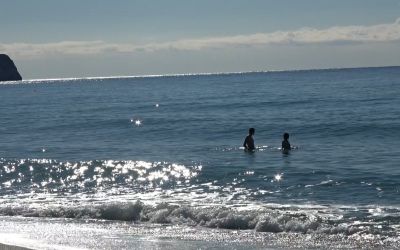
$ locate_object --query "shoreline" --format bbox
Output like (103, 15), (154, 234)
(0, 215), (399, 249)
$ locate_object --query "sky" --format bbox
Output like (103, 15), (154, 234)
(1, 0), (400, 79)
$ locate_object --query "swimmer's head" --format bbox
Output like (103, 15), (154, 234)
(249, 128), (255, 135)
(283, 132), (289, 140)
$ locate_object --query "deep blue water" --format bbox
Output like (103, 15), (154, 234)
(1, 67), (400, 240)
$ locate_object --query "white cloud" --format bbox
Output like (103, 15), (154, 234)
(2, 18), (400, 58)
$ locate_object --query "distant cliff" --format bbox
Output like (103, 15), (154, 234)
(0, 54), (22, 81)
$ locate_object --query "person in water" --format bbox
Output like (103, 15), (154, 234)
(243, 128), (255, 151)
(282, 132), (291, 151)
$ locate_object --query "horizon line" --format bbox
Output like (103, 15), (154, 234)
(7, 64), (400, 83)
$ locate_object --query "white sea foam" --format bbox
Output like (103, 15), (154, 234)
(0, 199), (399, 238)
(1, 216), (398, 250)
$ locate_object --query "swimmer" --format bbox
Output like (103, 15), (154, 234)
(243, 128), (255, 151)
(281, 132), (291, 152)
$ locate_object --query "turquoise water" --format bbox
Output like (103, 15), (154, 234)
(0, 67), (400, 248)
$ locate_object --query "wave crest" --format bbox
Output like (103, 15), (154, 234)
(1, 200), (399, 237)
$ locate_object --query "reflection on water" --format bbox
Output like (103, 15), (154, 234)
(0, 159), (200, 196)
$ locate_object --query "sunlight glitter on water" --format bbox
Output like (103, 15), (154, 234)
(274, 173), (283, 182)
(0, 159), (202, 195)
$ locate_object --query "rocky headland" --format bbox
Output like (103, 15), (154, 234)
(0, 54), (22, 81)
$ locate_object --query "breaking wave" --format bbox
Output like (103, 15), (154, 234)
(1, 157), (400, 237)
(1, 200), (399, 237)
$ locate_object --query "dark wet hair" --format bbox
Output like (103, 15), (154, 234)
(283, 132), (289, 140)
(249, 128), (255, 135)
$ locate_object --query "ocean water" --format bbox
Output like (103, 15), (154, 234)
(0, 67), (400, 249)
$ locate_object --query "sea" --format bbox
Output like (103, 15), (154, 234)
(0, 67), (399, 249)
